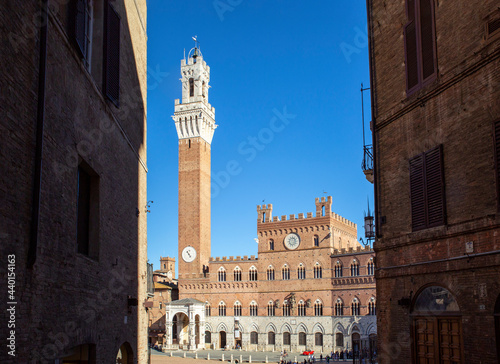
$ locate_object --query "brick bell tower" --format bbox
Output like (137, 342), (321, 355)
(173, 41), (216, 281)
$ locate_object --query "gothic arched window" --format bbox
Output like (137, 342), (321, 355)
(314, 300), (323, 316)
(352, 297), (360, 316)
(335, 261), (343, 277)
(249, 266), (258, 281)
(298, 301), (306, 316)
(267, 266), (275, 281)
(233, 301), (242, 317)
(250, 301), (258, 316)
(367, 258), (375, 275)
(267, 301), (275, 316)
(335, 298), (344, 316)
(234, 267), (241, 282)
(351, 260), (360, 276)
(218, 301), (226, 316)
(218, 267), (226, 282)
(282, 264), (290, 280)
(368, 297), (376, 315)
(297, 263), (306, 279)
(314, 262), (322, 279)
(283, 300), (291, 316)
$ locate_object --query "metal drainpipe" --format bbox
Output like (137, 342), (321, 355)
(365, 0), (379, 240)
(28, 0), (48, 268)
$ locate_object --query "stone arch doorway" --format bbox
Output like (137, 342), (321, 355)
(175, 312), (190, 348)
(495, 294), (500, 362)
(351, 332), (361, 363)
(411, 285), (462, 363)
(116, 342), (133, 364)
(219, 331), (227, 349)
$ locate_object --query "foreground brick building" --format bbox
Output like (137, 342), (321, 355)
(163, 47), (377, 357)
(366, 0), (500, 362)
(1, 0), (148, 362)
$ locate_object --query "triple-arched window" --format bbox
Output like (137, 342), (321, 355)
(233, 267), (241, 281)
(351, 260), (360, 276)
(249, 266), (258, 281)
(368, 297), (376, 315)
(314, 262), (322, 278)
(234, 301), (242, 316)
(250, 301), (258, 316)
(298, 300), (306, 316)
(218, 267), (226, 282)
(351, 297), (360, 316)
(367, 258), (375, 275)
(314, 300), (323, 316)
(335, 298), (344, 316)
(297, 263), (306, 279)
(283, 300), (291, 316)
(282, 264), (290, 280)
(219, 301), (226, 316)
(267, 265), (275, 281)
(335, 261), (343, 277)
(267, 301), (275, 316)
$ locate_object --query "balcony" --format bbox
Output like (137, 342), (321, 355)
(362, 144), (374, 183)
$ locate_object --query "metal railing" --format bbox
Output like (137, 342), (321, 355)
(362, 144), (373, 172)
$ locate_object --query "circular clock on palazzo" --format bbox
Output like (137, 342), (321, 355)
(284, 233), (301, 250)
(182, 246), (197, 263)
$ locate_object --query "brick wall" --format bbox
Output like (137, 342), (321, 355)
(368, 0), (500, 362)
(0, 0), (148, 362)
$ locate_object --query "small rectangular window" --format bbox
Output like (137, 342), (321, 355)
(104, 2), (120, 105)
(77, 163), (99, 259)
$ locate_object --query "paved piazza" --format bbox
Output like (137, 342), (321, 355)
(151, 349), (359, 364)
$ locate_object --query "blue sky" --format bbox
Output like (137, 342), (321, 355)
(146, 1), (373, 272)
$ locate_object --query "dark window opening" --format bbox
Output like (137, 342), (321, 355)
(189, 78), (194, 97)
(77, 163), (99, 259)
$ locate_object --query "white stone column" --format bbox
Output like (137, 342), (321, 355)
(189, 323), (196, 350)
(165, 322), (173, 349)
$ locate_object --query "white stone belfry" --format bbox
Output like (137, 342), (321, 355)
(172, 47), (217, 144)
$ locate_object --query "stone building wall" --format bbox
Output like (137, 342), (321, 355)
(0, 0), (148, 362)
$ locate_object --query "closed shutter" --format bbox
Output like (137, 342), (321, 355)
(419, 0), (436, 80)
(425, 145), (445, 227)
(74, 0), (87, 57)
(104, 3), (121, 105)
(410, 145), (446, 231)
(410, 154), (426, 230)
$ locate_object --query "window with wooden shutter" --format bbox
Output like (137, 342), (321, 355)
(410, 145), (446, 231)
(104, 2), (120, 105)
(73, 0), (93, 69)
(404, 0), (437, 94)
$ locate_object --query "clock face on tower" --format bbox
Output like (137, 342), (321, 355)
(182, 246), (197, 263)
(284, 233), (301, 250)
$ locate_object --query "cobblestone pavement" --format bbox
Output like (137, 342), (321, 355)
(151, 349), (359, 364)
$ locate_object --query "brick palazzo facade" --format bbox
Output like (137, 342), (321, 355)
(366, 0), (500, 362)
(1, 0), (148, 363)
(162, 47), (376, 355)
